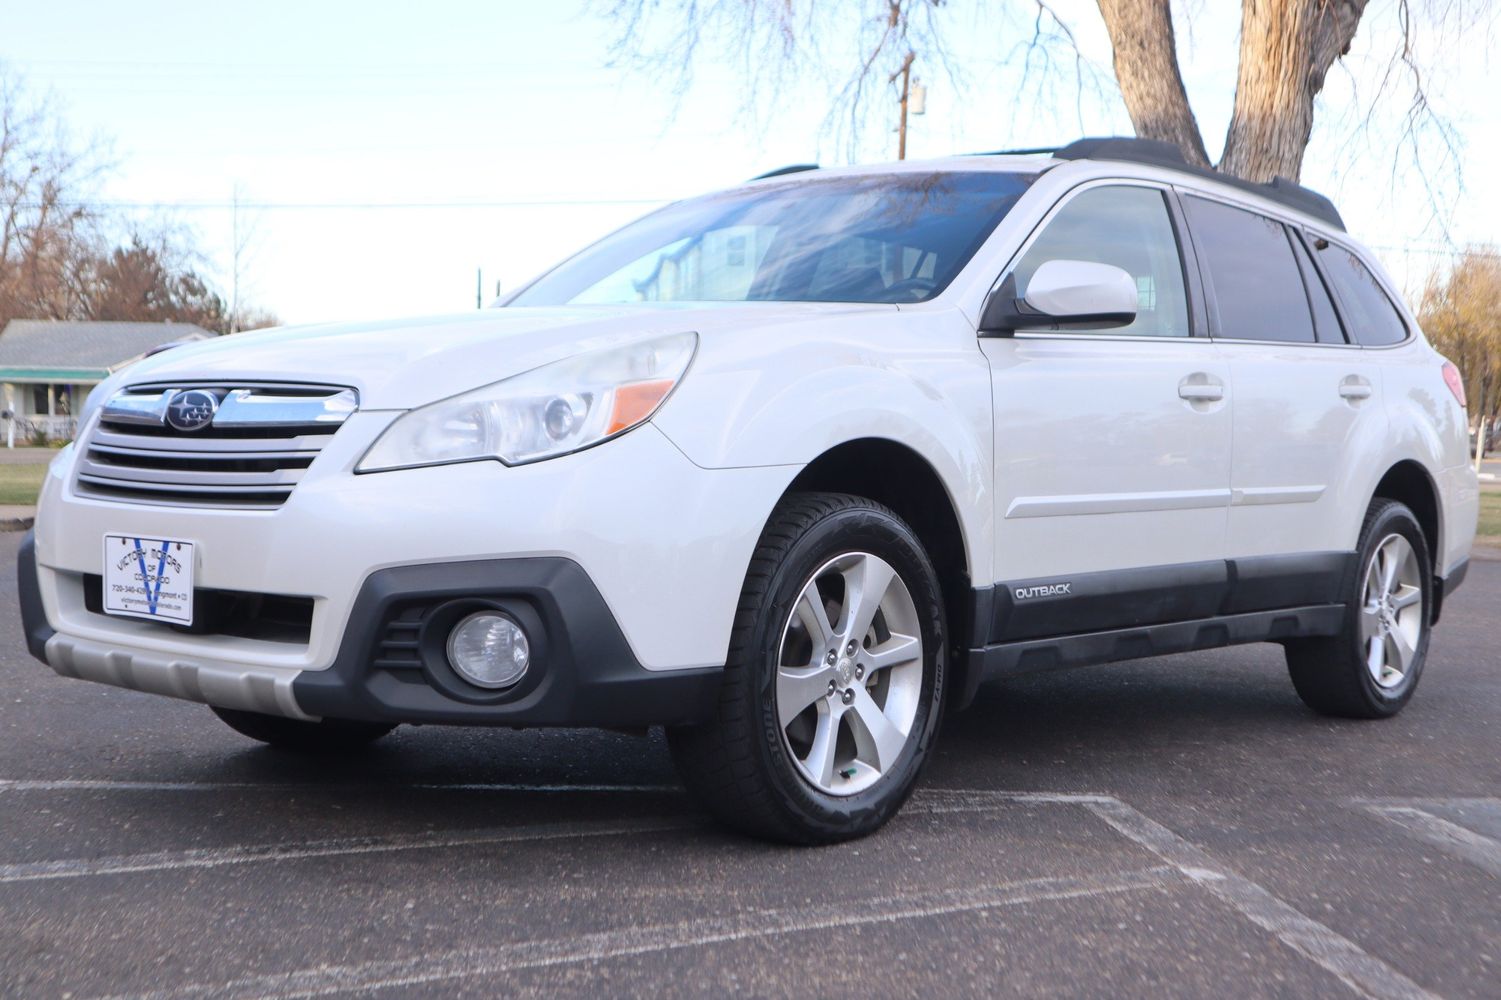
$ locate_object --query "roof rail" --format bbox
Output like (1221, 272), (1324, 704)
(1052, 136), (1344, 231)
(965, 146), (1059, 157)
(750, 163), (819, 181)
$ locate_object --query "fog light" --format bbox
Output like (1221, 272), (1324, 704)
(446, 612), (530, 689)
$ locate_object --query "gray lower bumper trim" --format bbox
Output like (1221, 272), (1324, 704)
(45, 636), (312, 720)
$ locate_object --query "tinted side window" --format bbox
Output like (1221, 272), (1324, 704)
(1314, 240), (1408, 346)
(1012, 185), (1190, 338)
(1183, 196), (1315, 343)
(1289, 232), (1346, 344)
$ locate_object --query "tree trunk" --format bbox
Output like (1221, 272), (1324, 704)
(1478, 375), (1492, 472)
(1095, 0), (1210, 168)
(1218, 0), (1368, 182)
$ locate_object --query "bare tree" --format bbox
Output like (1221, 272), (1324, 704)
(1419, 248), (1501, 464)
(0, 68), (277, 334)
(81, 229), (230, 331)
(596, 0), (1480, 184)
(0, 71), (109, 323)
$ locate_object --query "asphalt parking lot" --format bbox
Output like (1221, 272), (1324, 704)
(1, 533), (1498, 999)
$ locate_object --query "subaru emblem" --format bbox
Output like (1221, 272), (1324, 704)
(165, 389), (219, 432)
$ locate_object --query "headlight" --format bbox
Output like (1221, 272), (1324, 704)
(357, 331), (696, 472)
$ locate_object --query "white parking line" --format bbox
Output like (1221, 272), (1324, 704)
(1083, 798), (1438, 1000)
(1361, 802), (1501, 879)
(1, 783), (1442, 999)
(0, 817), (692, 884)
(96, 866), (1182, 1000)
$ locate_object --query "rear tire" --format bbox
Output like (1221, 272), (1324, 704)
(668, 492), (946, 844)
(1285, 498), (1432, 719)
(211, 706), (396, 752)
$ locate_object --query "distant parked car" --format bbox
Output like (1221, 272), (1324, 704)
(19, 137), (1479, 843)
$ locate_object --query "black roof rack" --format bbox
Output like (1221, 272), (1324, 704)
(966, 146), (1060, 157)
(750, 163), (819, 181)
(1051, 136), (1344, 230)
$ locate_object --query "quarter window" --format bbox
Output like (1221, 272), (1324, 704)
(1182, 196), (1315, 344)
(1314, 239), (1409, 346)
(1010, 186), (1190, 338)
(1289, 232), (1347, 344)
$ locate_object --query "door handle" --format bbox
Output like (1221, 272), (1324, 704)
(1339, 376), (1373, 401)
(1178, 374), (1225, 402)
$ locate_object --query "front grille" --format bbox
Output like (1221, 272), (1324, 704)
(75, 382), (357, 510)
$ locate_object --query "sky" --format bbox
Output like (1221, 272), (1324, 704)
(4, 0), (1497, 325)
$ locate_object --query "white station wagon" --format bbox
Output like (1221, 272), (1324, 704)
(20, 137), (1479, 842)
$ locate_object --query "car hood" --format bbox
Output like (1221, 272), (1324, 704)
(113, 303), (898, 410)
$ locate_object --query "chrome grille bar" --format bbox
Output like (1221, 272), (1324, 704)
(75, 382), (356, 510)
(89, 429), (329, 454)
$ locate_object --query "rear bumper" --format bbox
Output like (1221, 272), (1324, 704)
(20, 531), (722, 727)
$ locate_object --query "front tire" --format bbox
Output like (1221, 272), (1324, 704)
(1285, 498), (1432, 719)
(668, 492), (946, 844)
(211, 706), (397, 752)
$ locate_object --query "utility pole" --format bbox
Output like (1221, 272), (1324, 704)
(891, 51), (915, 161)
(476, 268), (483, 309)
(229, 185), (240, 334)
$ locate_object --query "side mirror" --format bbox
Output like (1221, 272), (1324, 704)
(979, 259), (1139, 335)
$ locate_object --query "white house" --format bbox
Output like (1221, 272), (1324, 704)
(0, 320), (212, 443)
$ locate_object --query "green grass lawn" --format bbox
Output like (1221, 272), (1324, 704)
(1479, 488), (1501, 542)
(0, 464), (48, 505)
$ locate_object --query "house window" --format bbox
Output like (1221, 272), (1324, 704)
(31, 386), (47, 415)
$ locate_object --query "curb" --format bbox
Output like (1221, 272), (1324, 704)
(1470, 544), (1501, 563)
(0, 517), (34, 533)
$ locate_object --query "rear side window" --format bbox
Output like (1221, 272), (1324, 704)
(1182, 196), (1315, 343)
(1289, 233), (1347, 344)
(1011, 185), (1190, 337)
(1313, 239), (1409, 346)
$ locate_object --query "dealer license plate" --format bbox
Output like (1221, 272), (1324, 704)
(102, 535), (196, 625)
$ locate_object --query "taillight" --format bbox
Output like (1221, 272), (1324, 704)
(1442, 362), (1467, 408)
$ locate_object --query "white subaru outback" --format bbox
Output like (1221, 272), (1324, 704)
(20, 137), (1480, 843)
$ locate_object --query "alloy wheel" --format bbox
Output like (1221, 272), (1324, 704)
(775, 551), (924, 796)
(1359, 533), (1425, 689)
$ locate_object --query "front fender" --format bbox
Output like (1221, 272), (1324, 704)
(652, 308), (993, 582)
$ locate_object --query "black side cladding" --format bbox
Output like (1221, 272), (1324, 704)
(17, 531), (54, 664)
(959, 552), (1358, 688)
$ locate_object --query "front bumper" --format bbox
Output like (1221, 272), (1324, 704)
(20, 531), (721, 726)
(24, 416), (795, 725)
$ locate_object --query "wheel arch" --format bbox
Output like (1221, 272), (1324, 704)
(782, 437), (981, 710)
(1370, 459), (1446, 622)
(1371, 460), (1441, 562)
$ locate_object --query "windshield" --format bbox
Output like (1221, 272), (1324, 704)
(508, 171), (1036, 306)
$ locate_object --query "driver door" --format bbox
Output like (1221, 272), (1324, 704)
(977, 182), (1233, 642)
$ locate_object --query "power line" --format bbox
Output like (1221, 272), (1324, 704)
(1366, 243), (1501, 260)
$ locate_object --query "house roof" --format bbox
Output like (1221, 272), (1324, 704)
(0, 320), (213, 382)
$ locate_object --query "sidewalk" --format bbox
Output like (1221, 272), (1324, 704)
(0, 505), (35, 531)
